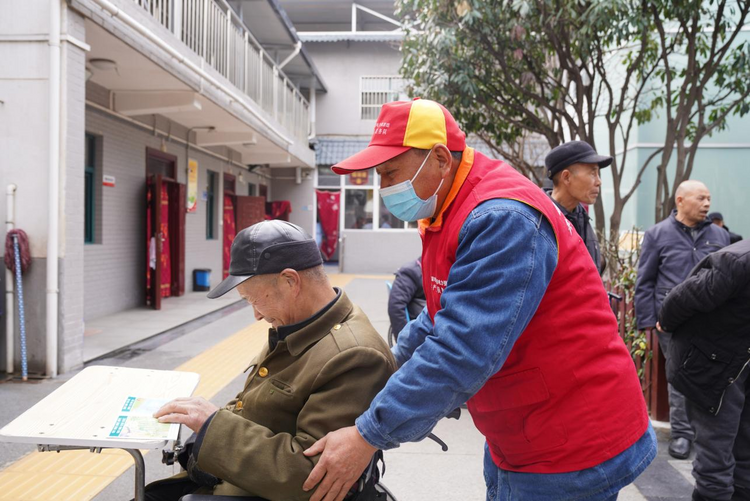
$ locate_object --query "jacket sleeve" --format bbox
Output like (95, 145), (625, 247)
(391, 306), (432, 367)
(634, 230), (659, 329)
(357, 201), (557, 450)
(659, 253), (748, 332)
(195, 347), (394, 501)
(388, 267), (418, 336)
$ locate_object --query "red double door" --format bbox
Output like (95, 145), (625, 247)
(146, 149), (186, 310)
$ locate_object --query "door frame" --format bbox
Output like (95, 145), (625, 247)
(146, 149), (182, 309)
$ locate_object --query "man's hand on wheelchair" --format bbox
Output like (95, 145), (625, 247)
(302, 425), (377, 501)
(154, 397), (219, 433)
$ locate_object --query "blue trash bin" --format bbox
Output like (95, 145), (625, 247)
(193, 269), (211, 292)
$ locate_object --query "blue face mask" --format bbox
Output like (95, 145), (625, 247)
(380, 149), (444, 222)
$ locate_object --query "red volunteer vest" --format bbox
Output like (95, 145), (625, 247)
(422, 150), (648, 473)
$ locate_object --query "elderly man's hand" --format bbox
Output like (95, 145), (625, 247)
(302, 426), (377, 501)
(154, 397), (219, 433)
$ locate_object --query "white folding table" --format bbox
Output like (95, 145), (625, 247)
(0, 365), (200, 500)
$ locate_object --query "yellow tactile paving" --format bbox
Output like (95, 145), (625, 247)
(0, 274), (360, 500)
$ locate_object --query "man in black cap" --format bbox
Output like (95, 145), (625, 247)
(146, 220), (395, 500)
(708, 212), (743, 244)
(544, 141), (613, 274)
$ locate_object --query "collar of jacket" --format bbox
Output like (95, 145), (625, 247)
(669, 209), (712, 232)
(272, 288), (342, 348)
(279, 290), (355, 357)
(544, 189), (589, 219)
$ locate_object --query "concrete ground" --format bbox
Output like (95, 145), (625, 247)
(0, 274), (696, 500)
(82, 291), (242, 362)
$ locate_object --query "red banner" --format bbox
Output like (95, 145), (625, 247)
(160, 183), (172, 297)
(316, 190), (340, 260)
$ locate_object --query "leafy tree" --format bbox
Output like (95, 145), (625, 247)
(398, 0), (750, 245)
(648, 0), (750, 220)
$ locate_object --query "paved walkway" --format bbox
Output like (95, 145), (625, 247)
(83, 291), (241, 362)
(0, 273), (696, 500)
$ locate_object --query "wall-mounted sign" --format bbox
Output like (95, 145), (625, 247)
(348, 170), (369, 186)
(103, 175), (116, 187)
(187, 159), (198, 213)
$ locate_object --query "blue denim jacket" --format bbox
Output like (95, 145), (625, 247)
(355, 198), (558, 449)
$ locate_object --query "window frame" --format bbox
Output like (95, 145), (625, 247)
(313, 165), (417, 232)
(84, 133), (96, 244)
(359, 75), (406, 121)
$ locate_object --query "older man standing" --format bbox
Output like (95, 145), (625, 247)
(635, 180), (730, 460)
(544, 141), (611, 274)
(302, 99), (654, 501)
(147, 220), (395, 501)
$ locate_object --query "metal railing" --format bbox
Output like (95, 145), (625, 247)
(132, 0), (311, 143)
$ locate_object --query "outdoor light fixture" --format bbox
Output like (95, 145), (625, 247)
(85, 68), (93, 81)
(89, 58), (118, 71)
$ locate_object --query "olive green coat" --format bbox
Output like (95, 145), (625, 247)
(197, 291), (395, 500)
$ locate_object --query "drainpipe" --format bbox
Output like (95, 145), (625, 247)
(5, 185), (16, 374)
(278, 41), (302, 70)
(47, 0), (61, 377)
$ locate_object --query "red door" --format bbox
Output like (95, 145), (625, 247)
(235, 196), (266, 232)
(168, 182), (186, 297)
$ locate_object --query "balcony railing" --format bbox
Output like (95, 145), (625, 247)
(132, 0), (310, 144)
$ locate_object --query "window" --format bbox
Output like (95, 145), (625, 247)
(344, 189), (374, 229)
(248, 183), (257, 196)
(317, 166), (340, 187)
(360, 76), (406, 120)
(84, 134), (100, 244)
(206, 170), (217, 239)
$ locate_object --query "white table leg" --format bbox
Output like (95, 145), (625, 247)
(124, 449), (146, 501)
(37, 446), (147, 501)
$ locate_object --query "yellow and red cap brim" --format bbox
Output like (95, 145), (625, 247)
(331, 145), (411, 174)
(331, 99), (466, 174)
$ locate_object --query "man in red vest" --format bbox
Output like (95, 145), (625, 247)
(302, 99), (655, 501)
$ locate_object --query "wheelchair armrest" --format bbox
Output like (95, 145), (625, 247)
(446, 407), (461, 420)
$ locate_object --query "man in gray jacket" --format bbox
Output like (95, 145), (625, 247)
(634, 180), (729, 459)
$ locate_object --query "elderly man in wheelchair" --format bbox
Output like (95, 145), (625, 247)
(143, 221), (396, 501)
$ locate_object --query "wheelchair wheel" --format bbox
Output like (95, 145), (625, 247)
(375, 482), (397, 500)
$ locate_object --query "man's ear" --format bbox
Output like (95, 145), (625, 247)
(433, 144), (453, 178)
(279, 269), (301, 294)
(560, 168), (572, 185)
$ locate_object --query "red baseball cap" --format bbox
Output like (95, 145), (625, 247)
(332, 99), (466, 174)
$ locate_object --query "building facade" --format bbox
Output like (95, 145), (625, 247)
(0, 0), (321, 375)
(279, 0), (423, 274)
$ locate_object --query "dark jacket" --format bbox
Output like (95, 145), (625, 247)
(545, 190), (603, 274)
(634, 211), (730, 329)
(659, 239), (750, 415)
(723, 224), (743, 244)
(388, 258), (426, 335)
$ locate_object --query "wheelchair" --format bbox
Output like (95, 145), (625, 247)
(385, 281), (407, 348)
(175, 450), (396, 500)
(171, 281), (459, 500)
